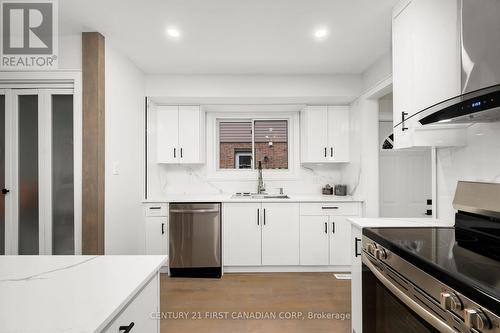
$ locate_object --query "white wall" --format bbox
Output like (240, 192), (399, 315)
(436, 123), (500, 220)
(105, 43), (146, 254)
(361, 52), (392, 93)
(58, 34), (82, 70)
(146, 106), (349, 198)
(344, 98), (380, 217)
(145, 74), (364, 199)
(146, 74), (362, 104)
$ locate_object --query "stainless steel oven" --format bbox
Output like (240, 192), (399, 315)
(361, 235), (500, 333)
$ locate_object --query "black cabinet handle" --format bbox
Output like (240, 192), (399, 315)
(180, 148), (183, 158)
(324, 222), (327, 234)
(330, 147), (333, 158)
(173, 148), (176, 158)
(324, 147), (327, 157)
(355, 237), (361, 257)
(257, 209), (260, 226)
(149, 206), (161, 210)
(401, 112), (409, 131)
(119, 322), (135, 333)
(161, 223), (165, 235)
(1, 188), (9, 195)
(322, 206), (339, 210)
(332, 222), (335, 234)
(263, 208), (266, 225)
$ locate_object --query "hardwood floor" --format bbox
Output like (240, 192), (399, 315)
(160, 273), (351, 333)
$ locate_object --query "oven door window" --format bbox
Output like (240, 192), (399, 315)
(362, 263), (440, 333)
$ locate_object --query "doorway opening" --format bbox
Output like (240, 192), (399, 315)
(378, 93), (433, 218)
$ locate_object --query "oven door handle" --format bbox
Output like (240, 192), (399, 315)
(362, 254), (456, 333)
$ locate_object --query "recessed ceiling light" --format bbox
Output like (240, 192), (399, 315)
(314, 28), (328, 40)
(166, 27), (181, 39)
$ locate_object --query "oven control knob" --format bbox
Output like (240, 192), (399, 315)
(374, 248), (388, 260)
(439, 292), (463, 312)
(464, 308), (491, 330)
(366, 243), (376, 255)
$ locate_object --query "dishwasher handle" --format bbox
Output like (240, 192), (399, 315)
(170, 209), (220, 214)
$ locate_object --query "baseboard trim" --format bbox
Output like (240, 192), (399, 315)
(223, 265), (352, 273)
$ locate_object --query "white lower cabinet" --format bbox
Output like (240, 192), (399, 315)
(224, 203), (262, 266)
(224, 201), (360, 268)
(223, 202), (299, 266)
(351, 224), (363, 333)
(144, 204), (168, 256)
(104, 274), (160, 333)
(299, 216), (330, 265)
(299, 202), (360, 266)
(300, 215), (355, 266)
(261, 203), (300, 266)
(329, 216), (352, 266)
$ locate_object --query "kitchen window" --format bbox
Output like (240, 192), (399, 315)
(218, 119), (289, 170)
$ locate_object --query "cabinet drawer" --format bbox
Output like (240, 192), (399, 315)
(300, 202), (359, 216)
(104, 274), (159, 333)
(144, 204), (168, 217)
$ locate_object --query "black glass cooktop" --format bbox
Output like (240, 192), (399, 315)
(363, 226), (500, 314)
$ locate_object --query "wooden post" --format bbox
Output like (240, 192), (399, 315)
(82, 32), (105, 255)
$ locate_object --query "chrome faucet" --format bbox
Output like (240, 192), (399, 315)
(257, 161), (266, 194)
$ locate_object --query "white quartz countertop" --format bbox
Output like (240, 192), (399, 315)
(144, 194), (363, 203)
(348, 217), (454, 229)
(0, 255), (167, 333)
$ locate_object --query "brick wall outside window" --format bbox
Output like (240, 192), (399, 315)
(220, 142), (288, 169)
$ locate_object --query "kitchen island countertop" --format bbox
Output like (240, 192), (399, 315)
(0, 255), (167, 333)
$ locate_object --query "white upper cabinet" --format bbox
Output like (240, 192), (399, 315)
(156, 105), (179, 163)
(392, 0), (466, 148)
(301, 105), (350, 163)
(327, 106), (350, 162)
(301, 106), (328, 163)
(156, 105), (205, 164)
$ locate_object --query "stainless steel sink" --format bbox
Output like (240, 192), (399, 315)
(231, 193), (290, 199)
(251, 194), (290, 199)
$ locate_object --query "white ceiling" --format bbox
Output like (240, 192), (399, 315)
(60, 0), (398, 75)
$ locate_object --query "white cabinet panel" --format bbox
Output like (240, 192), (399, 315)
(223, 203), (262, 266)
(104, 274), (159, 333)
(301, 105), (328, 163)
(156, 105), (179, 163)
(301, 105), (350, 163)
(299, 202), (360, 216)
(327, 106), (350, 162)
(393, 1), (415, 148)
(178, 105), (203, 164)
(299, 216), (329, 266)
(261, 203), (300, 266)
(329, 216), (352, 266)
(145, 217), (168, 256)
(392, 0), (464, 149)
(155, 105), (205, 164)
(144, 204), (168, 217)
(351, 225), (363, 333)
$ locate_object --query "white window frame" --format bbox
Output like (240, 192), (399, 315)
(234, 151), (252, 169)
(206, 111), (300, 181)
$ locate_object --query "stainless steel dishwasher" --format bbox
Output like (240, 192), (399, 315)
(169, 203), (221, 278)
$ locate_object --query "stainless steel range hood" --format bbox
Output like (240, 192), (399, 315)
(419, 0), (500, 125)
